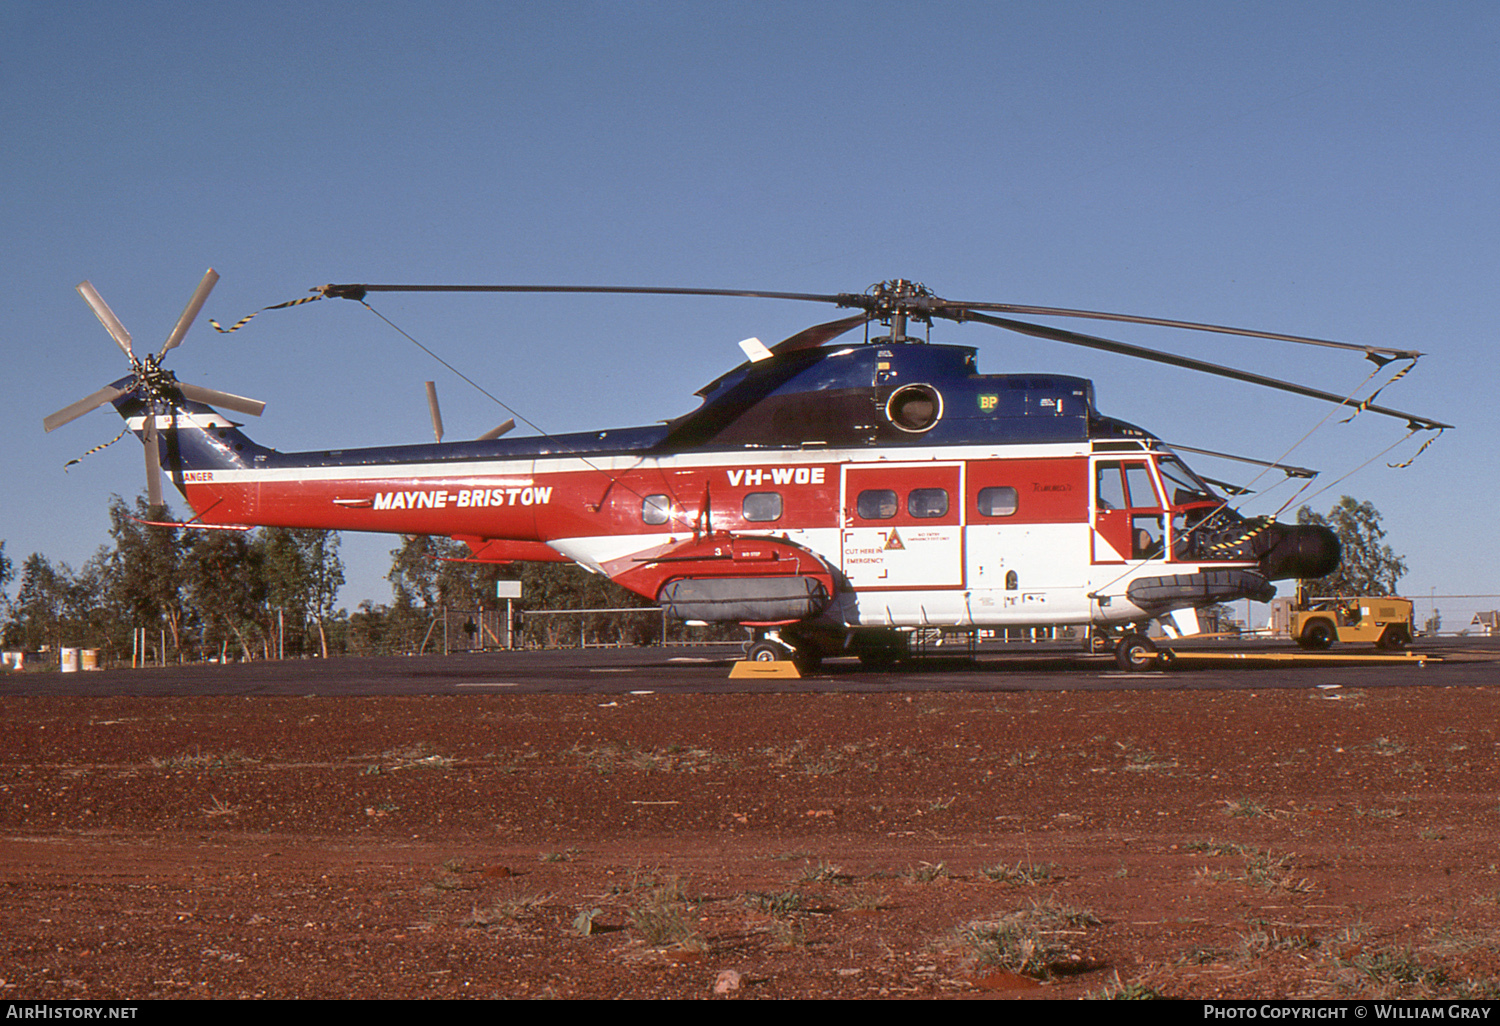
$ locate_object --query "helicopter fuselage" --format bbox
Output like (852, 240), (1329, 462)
(111, 338), (1338, 656)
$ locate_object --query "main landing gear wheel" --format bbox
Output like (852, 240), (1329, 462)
(745, 639), (821, 673)
(793, 648), (822, 673)
(1114, 633), (1159, 671)
(746, 641), (788, 662)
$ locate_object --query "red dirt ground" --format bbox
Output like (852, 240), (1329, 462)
(4, 682), (1500, 999)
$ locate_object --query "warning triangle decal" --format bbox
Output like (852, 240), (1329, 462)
(884, 529), (905, 551)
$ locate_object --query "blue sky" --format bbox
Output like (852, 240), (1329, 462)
(3, 1), (1495, 626)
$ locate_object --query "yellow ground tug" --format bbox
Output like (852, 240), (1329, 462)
(1271, 584), (1415, 651)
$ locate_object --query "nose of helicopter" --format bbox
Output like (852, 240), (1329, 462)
(1256, 523), (1341, 581)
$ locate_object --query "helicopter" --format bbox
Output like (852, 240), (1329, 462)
(44, 272), (1450, 671)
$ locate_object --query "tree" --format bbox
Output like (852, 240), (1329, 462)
(0, 540), (12, 618)
(1296, 496), (1407, 596)
(8, 553), (69, 651)
(105, 495), (190, 655)
(259, 528), (345, 658)
(342, 598), (421, 657)
(510, 561), (656, 647)
(381, 535), (513, 652)
(67, 549), (121, 655)
(387, 534), (498, 610)
(185, 530), (267, 662)
(382, 536), (656, 649)
(298, 530), (345, 658)
(2, 495), (361, 663)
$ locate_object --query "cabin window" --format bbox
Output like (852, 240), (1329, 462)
(1005, 570), (1018, 590)
(907, 488), (949, 519)
(857, 489), (898, 520)
(742, 491), (783, 522)
(642, 494), (671, 526)
(977, 486), (1018, 517)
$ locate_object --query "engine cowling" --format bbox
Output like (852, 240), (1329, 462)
(1253, 522), (1341, 581)
(1201, 517), (1341, 581)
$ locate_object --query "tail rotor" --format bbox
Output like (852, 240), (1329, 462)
(43, 269), (266, 505)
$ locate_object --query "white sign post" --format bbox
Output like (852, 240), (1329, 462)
(496, 581), (523, 648)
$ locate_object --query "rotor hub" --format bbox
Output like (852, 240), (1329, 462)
(134, 356), (178, 403)
(858, 279), (936, 341)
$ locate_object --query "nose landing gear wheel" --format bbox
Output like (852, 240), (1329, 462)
(1114, 633), (1159, 671)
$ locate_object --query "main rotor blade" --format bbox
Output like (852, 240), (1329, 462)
(77, 281), (135, 361)
(956, 310), (1452, 430)
(478, 418), (515, 441)
(318, 280), (1421, 361)
(770, 312), (871, 354)
(144, 410), (162, 508)
(159, 268), (220, 356)
(319, 282), (849, 305)
(1164, 442), (1318, 479)
(175, 382), (266, 417)
(43, 385), (126, 433)
(314, 280), (1443, 425)
(938, 300), (1422, 360)
(425, 381), (444, 442)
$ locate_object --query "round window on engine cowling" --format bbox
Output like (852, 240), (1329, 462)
(885, 383), (944, 433)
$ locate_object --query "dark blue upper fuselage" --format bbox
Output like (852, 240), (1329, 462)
(113, 340), (1150, 478)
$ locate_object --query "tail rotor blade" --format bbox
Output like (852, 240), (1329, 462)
(175, 382), (266, 417)
(159, 268), (220, 357)
(425, 381), (444, 442)
(143, 407), (162, 508)
(77, 281), (135, 361)
(43, 385), (126, 433)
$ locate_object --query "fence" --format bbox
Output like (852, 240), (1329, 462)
(1415, 595), (1500, 638)
(432, 606), (743, 651)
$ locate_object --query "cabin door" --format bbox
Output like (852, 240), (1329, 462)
(1091, 458), (1166, 564)
(840, 463), (965, 589)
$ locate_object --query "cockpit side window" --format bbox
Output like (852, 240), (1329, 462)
(1123, 463), (1162, 510)
(1096, 459), (1165, 560)
(1096, 461), (1127, 510)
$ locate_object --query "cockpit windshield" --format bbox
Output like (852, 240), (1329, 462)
(1156, 453), (1218, 506)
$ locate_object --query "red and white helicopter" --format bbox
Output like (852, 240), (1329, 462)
(44, 273), (1449, 670)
